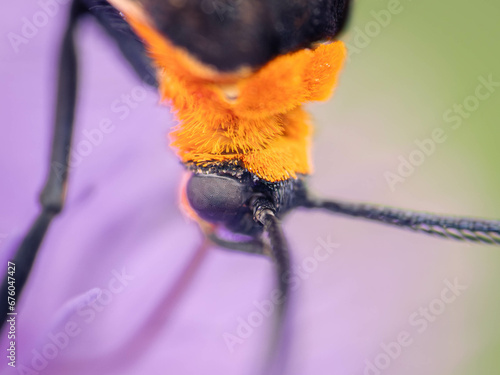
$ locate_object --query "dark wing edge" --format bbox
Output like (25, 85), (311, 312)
(80, 0), (158, 87)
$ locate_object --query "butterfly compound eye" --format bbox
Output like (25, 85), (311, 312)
(186, 174), (252, 223)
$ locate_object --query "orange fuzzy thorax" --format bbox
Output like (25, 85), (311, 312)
(126, 15), (346, 182)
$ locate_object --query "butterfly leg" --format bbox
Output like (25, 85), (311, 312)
(0, 0), (84, 328)
(199, 222), (269, 256)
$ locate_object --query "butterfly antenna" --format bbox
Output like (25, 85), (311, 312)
(304, 197), (500, 245)
(253, 199), (292, 375)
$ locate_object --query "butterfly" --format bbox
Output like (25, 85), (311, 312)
(2, 0), (499, 374)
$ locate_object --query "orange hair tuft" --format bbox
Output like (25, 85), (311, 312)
(125, 14), (346, 182)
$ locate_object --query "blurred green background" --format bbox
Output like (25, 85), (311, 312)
(307, 0), (500, 373)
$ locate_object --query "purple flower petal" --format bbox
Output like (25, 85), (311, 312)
(1, 3), (480, 375)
